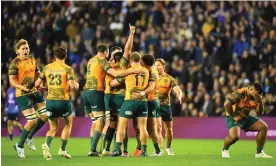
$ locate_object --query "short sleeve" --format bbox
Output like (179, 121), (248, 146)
(170, 77), (177, 88)
(119, 57), (129, 69)
(149, 71), (157, 82)
(99, 59), (111, 72)
(227, 90), (242, 105)
(8, 60), (18, 75)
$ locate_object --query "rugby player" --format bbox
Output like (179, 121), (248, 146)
(35, 46), (79, 160)
(155, 58), (182, 156)
(222, 83), (272, 158)
(9, 39), (47, 158)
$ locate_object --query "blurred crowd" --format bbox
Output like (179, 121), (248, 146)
(1, 1), (276, 121)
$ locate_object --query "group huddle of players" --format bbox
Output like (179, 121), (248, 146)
(8, 24), (272, 160)
(9, 24), (182, 160)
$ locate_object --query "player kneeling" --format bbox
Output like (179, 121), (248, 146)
(222, 83), (272, 158)
(35, 46), (79, 160)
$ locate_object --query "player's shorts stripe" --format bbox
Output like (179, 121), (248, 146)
(37, 107), (46, 114)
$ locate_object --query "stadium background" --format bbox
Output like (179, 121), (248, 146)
(1, 1), (276, 124)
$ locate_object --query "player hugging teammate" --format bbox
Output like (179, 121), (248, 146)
(10, 24), (183, 159)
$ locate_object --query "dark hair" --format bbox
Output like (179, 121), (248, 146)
(142, 54), (155, 66)
(114, 52), (123, 63)
(111, 46), (122, 53)
(253, 82), (263, 94)
(130, 52), (141, 62)
(97, 44), (109, 53)
(54, 46), (67, 59)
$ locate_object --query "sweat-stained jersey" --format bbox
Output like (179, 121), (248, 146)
(110, 56), (130, 96)
(104, 62), (117, 94)
(226, 87), (258, 116)
(84, 55), (111, 91)
(147, 67), (159, 101)
(39, 61), (75, 100)
(124, 64), (149, 101)
(158, 73), (178, 106)
(8, 55), (39, 97)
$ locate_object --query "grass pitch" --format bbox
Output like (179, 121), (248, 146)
(1, 137), (275, 166)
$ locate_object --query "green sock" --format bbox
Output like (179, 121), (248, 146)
(257, 146), (263, 153)
(61, 139), (68, 151)
(99, 134), (106, 152)
(123, 131), (128, 153)
(90, 137), (93, 151)
(222, 146), (229, 150)
(18, 128), (30, 148)
(136, 132), (141, 150)
(91, 131), (101, 152)
(166, 142), (171, 148)
(115, 142), (122, 152)
(112, 131), (117, 151)
(153, 143), (160, 154)
(28, 119), (45, 139)
(46, 136), (53, 147)
(141, 145), (147, 153)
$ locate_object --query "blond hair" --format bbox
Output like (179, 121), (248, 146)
(155, 58), (166, 66)
(15, 39), (28, 54)
(130, 52), (141, 62)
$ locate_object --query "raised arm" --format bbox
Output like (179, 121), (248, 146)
(122, 24), (135, 61)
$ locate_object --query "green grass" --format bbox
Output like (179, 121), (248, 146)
(1, 137), (275, 166)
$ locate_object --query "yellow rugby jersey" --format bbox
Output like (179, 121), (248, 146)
(8, 55), (39, 97)
(125, 64), (149, 101)
(84, 55), (111, 91)
(39, 61), (75, 100)
(104, 62), (117, 94)
(226, 87), (258, 116)
(109, 56), (130, 95)
(158, 73), (178, 106)
(148, 67), (159, 101)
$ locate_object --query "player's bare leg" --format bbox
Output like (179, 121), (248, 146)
(42, 117), (58, 160)
(14, 108), (37, 158)
(13, 120), (23, 132)
(27, 102), (47, 151)
(89, 111), (104, 156)
(137, 117), (148, 156)
(122, 123), (130, 157)
(248, 120), (272, 158)
(133, 118), (142, 156)
(156, 117), (163, 151)
(222, 126), (240, 158)
(147, 118), (162, 156)
(58, 115), (73, 159)
(9, 120), (23, 140)
(163, 121), (174, 155)
(112, 117), (128, 156)
(7, 120), (14, 141)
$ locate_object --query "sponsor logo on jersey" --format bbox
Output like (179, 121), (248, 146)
(125, 111), (133, 115)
